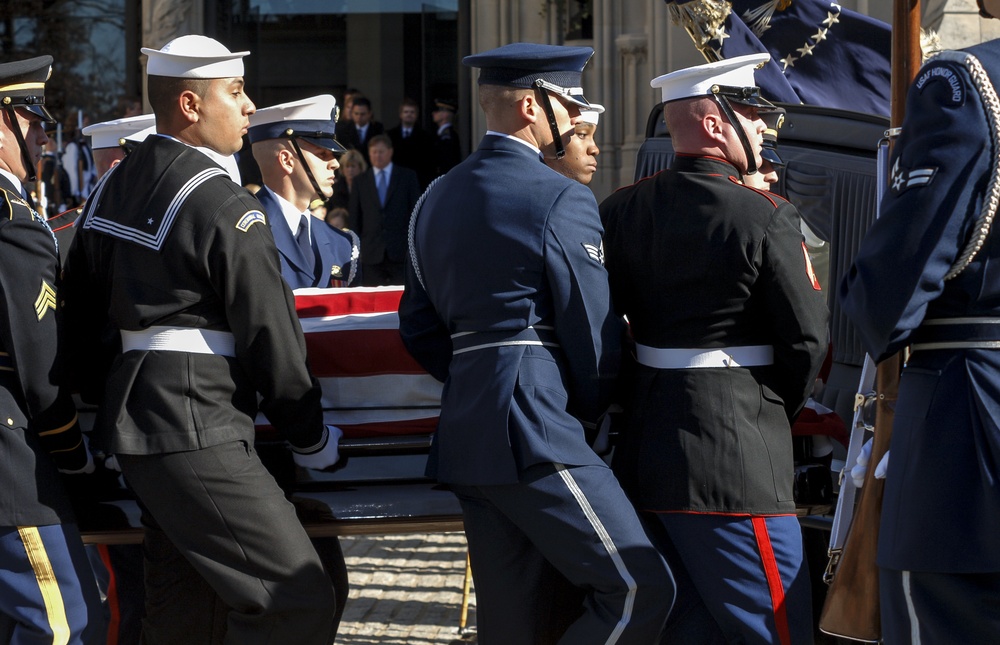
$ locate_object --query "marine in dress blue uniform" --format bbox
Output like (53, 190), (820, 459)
(249, 94), (360, 288)
(840, 2), (1000, 639)
(601, 54), (828, 645)
(61, 36), (341, 645)
(400, 43), (675, 644)
(0, 54), (105, 645)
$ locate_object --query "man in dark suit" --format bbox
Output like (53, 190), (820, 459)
(601, 54), (828, 644)
(335, 96), (383, 166)
(399, 42), (675, 643)
(387, 97), (435, 189)
(62, 35), (340, 645)
(349, 134), (420, 285)
(0, 54), (105, 645)
(840, 1), (1000, 640)
(250, 94), (361, 289)
(431, 98), (461, 177)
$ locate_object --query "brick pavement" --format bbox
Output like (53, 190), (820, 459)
(336, 533), (478, 645)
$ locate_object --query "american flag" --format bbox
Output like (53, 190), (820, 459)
(257, 286), (442, 439)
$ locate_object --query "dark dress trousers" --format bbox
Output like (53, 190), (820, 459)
(349, 164), (421, 286)
(400, 134), (674, 643)
(841, 39), (1000, 644)
(62, 135), (337, 645)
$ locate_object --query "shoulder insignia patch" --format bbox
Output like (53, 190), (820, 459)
(35, 281), (56, 320)
(890, 158), (937, 196)
(915, 63), (965, 106)
(235, 210), (266, 232)
(582, 242), (604, 265)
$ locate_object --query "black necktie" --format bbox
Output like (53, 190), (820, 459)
(296, 214), (313, 264)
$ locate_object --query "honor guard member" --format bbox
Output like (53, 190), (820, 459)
(600, 54), (828, 645)
(249, 94), (361, 288)
(840, 0), (1000, 640)
(400, 42), (675, 644)
(0, 54), (105, 645)
(430, 98), (461, 176)
(61, 35), (340, 645)
(544, 103), (602, 185)
(47, 113), (157, 261)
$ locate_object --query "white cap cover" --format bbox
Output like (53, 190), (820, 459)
(82, 113), (156, 149)
(578, 104), (603, 125)
(142, 35), (249, 79)
(650, 53), (770, 104)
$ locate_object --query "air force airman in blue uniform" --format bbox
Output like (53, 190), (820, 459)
(0, 54), (105, 645)
(249, 95), (361, 288)
(840, 0), (1000, 640)
(400, 42), (675, 644)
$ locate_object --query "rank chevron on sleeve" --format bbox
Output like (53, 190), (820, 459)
(34, 281), (56, 321)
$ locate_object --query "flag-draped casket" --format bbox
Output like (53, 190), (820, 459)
(256, 286), (442, 439)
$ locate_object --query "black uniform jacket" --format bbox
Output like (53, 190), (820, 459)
(0, 176), (89, 525)
(62, 136), (325, 456)
(601, 155), (829, 514)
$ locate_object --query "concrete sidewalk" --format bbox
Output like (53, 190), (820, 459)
(337, 533), (477, 645)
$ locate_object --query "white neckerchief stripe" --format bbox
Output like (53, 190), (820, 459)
(84, 167), (227, 250)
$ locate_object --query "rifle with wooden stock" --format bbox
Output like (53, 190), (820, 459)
(818, 1), (921, 641)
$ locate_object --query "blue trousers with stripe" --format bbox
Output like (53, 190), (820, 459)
(653, 513), (813, 645)
(0, 524), (105, 645)
(452, 462), (675, 644)
(881, 568), (1000, 644)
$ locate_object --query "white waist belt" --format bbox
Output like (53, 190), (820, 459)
(121, 326), (236, 357)
(635, 343), (773, 369)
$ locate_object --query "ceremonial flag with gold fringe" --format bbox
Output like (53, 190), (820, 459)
(666, 0), (891, 116)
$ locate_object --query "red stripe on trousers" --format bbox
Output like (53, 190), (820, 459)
(751, 516), (791, 645)
(97, 544), (120, 645)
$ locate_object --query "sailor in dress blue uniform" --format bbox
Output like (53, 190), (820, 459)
(400, 42), (675, 644)
(249, 95), (360, 288)
(840, 1), (1000, 640)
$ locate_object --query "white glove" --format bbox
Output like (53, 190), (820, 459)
(58, 433), (96, 475)
(850, 437), (889, 489)
(291, 425), (343, 470)
(103, 454), (121, 472)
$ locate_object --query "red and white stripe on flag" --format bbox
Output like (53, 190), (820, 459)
(256, 286), (442, 439)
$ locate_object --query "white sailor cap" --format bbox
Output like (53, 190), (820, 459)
(247, 94), (346, 153)
(141, 35), (249, 79)
(578, 104), (603, 125)
(651, 53), (772, 106)
(82, 113), (156, 150)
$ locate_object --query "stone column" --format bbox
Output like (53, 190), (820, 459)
(936, 0), (1000, 49)
(616, 33), (648, 190)
(140, 0), (203, 110)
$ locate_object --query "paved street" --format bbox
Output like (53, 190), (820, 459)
(337, 533), (478, 645)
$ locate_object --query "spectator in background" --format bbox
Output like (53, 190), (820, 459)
(349, 134), (420, 285)
(336, 96), (383, 165)
(339, 87), (360, 126)
(328, 148), (367, 210)
(61, 110), (96, 206)
(326, 206), (349, 231)
(431, 98), (461, 177)
(387, 97), (435, 189)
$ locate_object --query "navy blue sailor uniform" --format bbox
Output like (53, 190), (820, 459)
(61, 134), (337, 644)
(601, 154), (828, 645)
(255, 185), (360, 288)
(0, 173), (105, 645)
(840, 39), (1000, 644)
(401, 128), (674, 643)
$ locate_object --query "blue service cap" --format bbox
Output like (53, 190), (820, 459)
(0, 55), (55, 123)
(247, 94), (346, 153)
(463, 42), (601, 111)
